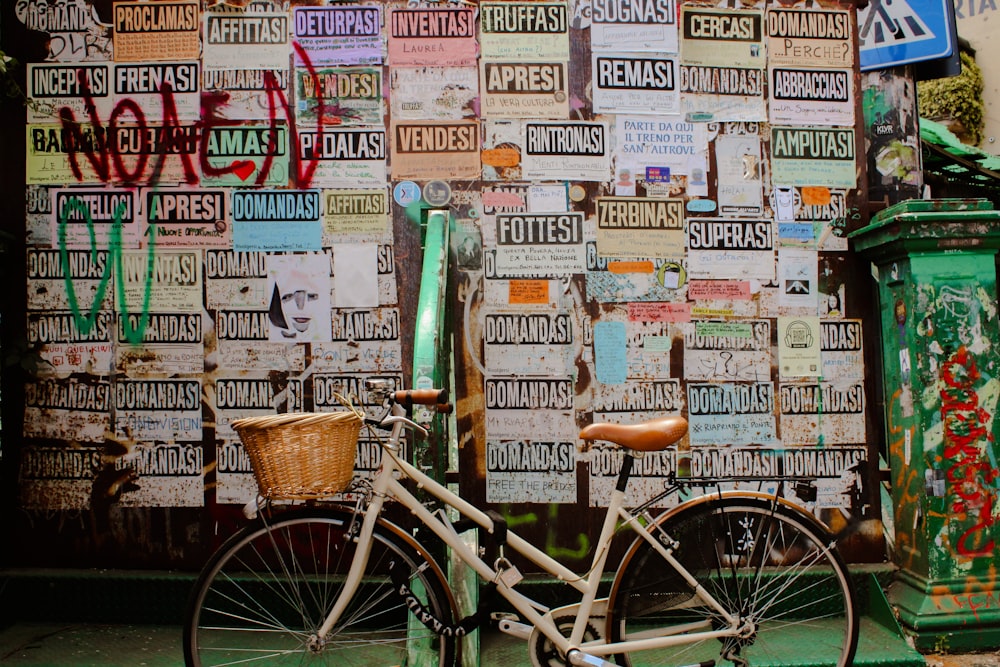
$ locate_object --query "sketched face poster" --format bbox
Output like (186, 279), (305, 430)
(266, 253), (332, 342)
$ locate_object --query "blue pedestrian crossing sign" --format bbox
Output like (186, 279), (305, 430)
(858, 0), (955, 70)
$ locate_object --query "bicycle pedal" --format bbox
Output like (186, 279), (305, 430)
(494, 616), (531, 640)
(490, 611), (519, 623)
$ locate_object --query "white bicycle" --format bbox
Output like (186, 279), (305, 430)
(184, 379), (859, 667)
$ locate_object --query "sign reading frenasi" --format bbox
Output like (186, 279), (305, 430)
(113, 61), (201, 121)
(588, 379), (683, 507)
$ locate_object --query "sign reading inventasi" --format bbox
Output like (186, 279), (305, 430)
(858, 0), (955, 70)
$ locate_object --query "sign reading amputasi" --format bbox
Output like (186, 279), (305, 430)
(770, 126), (856, 188)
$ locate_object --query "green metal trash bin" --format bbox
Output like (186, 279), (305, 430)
(850, 198), (1000, 651)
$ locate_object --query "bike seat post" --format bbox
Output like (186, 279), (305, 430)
(616, 451), (638, 493)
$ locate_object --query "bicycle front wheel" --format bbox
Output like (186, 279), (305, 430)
(184, 506), (457, 667)
(607, 495), (858, 667)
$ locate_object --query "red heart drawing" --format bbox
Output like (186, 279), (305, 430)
(232, 161), (256, 181)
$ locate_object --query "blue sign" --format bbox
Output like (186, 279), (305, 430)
(858, 0), (955, 70)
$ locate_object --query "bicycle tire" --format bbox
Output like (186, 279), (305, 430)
(607, 494), (859, 667)
(183, 506), (458, 667)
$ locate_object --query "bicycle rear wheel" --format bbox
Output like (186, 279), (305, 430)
(184, 506), (457, 667)
(607, 495), (858, 667)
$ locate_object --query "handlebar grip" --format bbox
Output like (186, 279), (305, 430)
(393, 388), (448, 408)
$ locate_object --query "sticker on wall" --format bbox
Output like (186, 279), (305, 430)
(683, 319), (771, 382)
(766, 8), (854, 69)
(479, 1), (570, 61)
(292, 5), (383, 68)
(687, 381), (777, 445)
(778, 316), (821, 377)
(592, 54), (680, 116)
(715, 135), (764, 216)
(590, 0), (678, 53)
(387, 7), (478, 67)
(390, 66), (479, 121)
(770, 126), (857, 188)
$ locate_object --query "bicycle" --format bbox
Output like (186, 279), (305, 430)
(184, 379), (859, 667)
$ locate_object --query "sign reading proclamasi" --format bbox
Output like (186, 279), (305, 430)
(523, 121), (611, 181)
(770, 126), (856, 187)
(766, 8), (853, 68)
(479, 2), (570, 60)
(113, 1), (200, 62)
(680, 7), (764, 69)
(387, 7), (478, 66)
(596, 197), (684, 258)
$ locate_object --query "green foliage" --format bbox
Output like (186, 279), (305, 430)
(917, 51), (985, 146)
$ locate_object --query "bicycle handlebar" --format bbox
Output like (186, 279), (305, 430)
(392, 388), (449, 409)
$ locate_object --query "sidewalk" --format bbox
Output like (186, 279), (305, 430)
(0, 620), (980, 667)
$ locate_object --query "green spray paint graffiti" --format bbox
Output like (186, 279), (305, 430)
(500, 503), (591, 561)
(58, 195), (156, 345)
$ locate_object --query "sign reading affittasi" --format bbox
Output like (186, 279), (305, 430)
(858, 0), (954, 70)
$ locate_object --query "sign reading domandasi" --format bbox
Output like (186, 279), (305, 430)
(485, 376), (575, 440)
(486, 440), (577, 503)
(24, 376), (111, 443)
(779, 381), (865, 444)
(687, 381), (777, 445)
(766, 8), (853, 68)
(484, 310), (574, 375)
(114, 378), (202, 441)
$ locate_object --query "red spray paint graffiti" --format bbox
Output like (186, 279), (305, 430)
(940, 346), (998, 557)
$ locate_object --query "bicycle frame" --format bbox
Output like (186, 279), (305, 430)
(316, 405), (748, 663)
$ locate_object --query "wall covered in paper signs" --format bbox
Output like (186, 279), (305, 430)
(4, 0), (881, 568)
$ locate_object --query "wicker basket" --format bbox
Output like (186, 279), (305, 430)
(232, 410), (363, 499)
